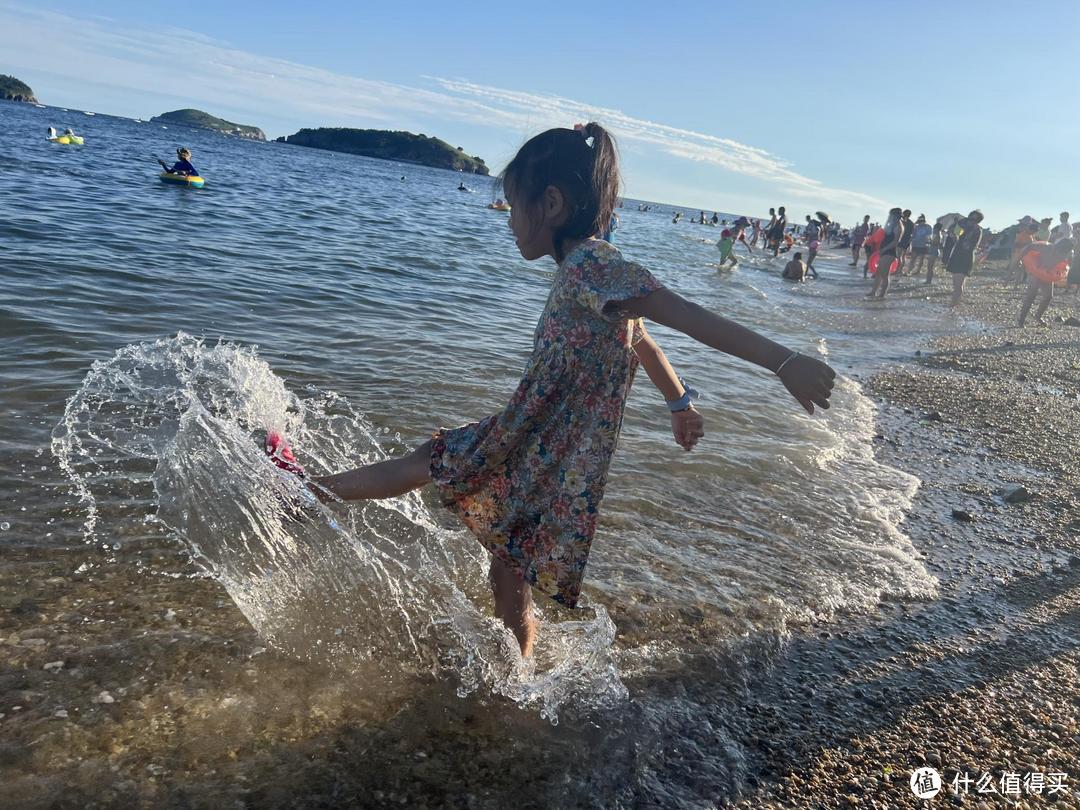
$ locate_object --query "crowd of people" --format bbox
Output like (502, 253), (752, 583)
(663, 201), (1077, 326)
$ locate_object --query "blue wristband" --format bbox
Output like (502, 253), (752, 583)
(667, 392), (692, 412)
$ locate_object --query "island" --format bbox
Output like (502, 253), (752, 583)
(275, 128), (489, 175)
(149, 109), (266, 141)
(0, 74), (37, 103)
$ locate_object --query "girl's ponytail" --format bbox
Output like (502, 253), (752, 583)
(583, 122), (620, 249)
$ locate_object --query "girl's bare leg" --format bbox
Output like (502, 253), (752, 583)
(489, 557), (537, 657)
(314, 441), (432, 501)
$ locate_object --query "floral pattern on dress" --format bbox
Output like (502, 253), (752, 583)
(429, 240), (663, 608)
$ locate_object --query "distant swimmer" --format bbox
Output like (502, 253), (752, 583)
(48, 127), (83, 144)
(458, 182), (470, 192)
(158, 147), (198, 176)
(487, 198), (512, 211)
(782, 252), (808, 281)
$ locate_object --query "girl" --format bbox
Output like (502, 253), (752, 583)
(274, 123), (836, 657)
(1017, 239), (1075, 327)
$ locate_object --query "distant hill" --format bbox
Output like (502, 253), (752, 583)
(149, 108), (266, 141)
(275, 128), (489, 175)
(0, 74), (37, 103)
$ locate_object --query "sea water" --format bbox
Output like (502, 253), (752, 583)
(2, 99), (941, 802)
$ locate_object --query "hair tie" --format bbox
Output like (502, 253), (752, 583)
(572, 123), (595, 148)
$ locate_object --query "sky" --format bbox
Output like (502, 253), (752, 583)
(4, 0), (1080, 228)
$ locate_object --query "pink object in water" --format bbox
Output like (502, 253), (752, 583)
(264, 431), (305, 477)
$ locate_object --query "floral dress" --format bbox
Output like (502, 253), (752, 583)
(429, 240), (663, 608)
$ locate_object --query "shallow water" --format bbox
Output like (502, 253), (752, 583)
(1, 99), (961, 803)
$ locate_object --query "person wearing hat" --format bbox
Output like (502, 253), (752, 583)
(907, 214), (934, 277)
(946, 210), (985, 307)
(158, 147), (198, 177)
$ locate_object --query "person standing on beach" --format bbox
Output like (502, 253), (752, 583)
(895, 210), (914, 274)
(924, 222), (945, 285)
(1069, 223), (1080, 296)
(1017, 238), (1075, 326)
(1051, 211), (1071, 243)
(946, 210), (985, 308)
(850, 215), (870, 268)
(868, 208), (903, 298)
(1009, 221), (1037, 286)
(272, 123), (836, 657)
(750, 219), (762, 247)
(1036, 217), (1053, 241)
(907, 214), (934, 277)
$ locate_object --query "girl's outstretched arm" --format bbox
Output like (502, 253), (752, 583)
(632, 323), (705, 450)
(619, 289), (836, 414)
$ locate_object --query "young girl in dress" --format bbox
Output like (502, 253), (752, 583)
(272, 123), (836, 657)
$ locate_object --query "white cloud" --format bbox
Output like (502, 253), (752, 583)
(0, 3), (884, 214)
(431, 78), (887, 211)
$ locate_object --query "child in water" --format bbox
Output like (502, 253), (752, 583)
(273, 123), (836, 657)
(159, 148), (198, 176)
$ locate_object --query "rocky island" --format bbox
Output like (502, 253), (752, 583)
(0, 74), (37, 103)
(276, 128), (489, 175)
(149, 109), (266, 141)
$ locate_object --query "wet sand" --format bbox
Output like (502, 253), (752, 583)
(4, 260), (1080, 808)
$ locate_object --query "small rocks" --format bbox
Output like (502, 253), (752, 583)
(53, 709), (68, 719)
(42, 660), (64, 673)
(951, 509), (976, 522)
(92, 690), (115, 704)
(1002, 485), (1034, 504)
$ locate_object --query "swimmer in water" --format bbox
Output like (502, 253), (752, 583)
(782, 252), (808, 281)
(158, 147), (198, 176)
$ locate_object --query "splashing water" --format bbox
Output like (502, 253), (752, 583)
(52, 333), (627, 721)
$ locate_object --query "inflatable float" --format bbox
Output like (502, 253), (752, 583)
(868, 251), (899, 275)
(49, 135), (84, 145)
(1022, 245), (1069, 285)
(159, 172), (205, 189)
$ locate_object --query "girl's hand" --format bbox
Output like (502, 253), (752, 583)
(671, 407), (705, 451)
(779, 354), (836, 414)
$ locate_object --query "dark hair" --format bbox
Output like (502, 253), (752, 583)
(1052, 238), (1075, 257)
(793, 252), (803, 260)
(500, 122), (619, 261)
